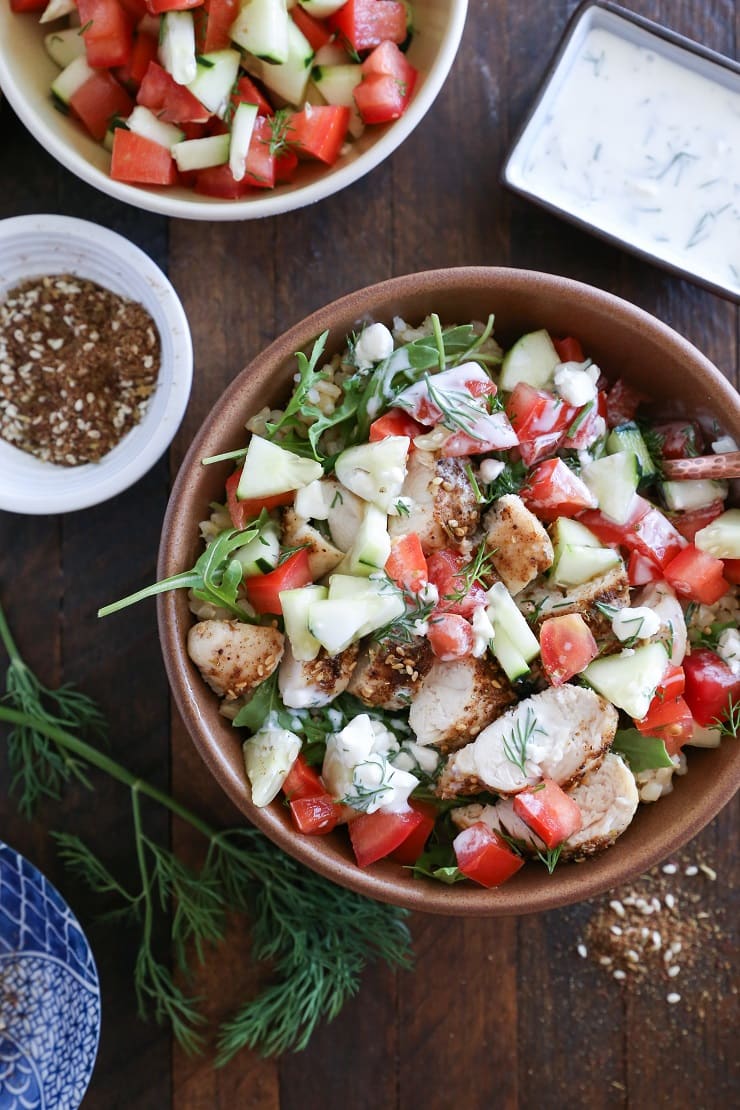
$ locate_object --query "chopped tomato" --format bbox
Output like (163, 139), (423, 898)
(242, 117), (278, 187)
(427, 613), (474, 661)
(231, 74), (274, 119)
(369, 409), (424, 444)
(440, 412), (519, 457)
(579, 496), (685, 569)
(505, 382), (577, 465)
(513, 779), (583, 849)
(663, 544), (729, 605)
(723, 559), (740, 585)
(683, 649), (740, 727)
(118, 0), (147, 16)
(195, 161), (251, 198)
(654, 664), (686, 702)
(225, 468), (294, 530)
(635, 695), (694, 757)
(349, 808), (425, 868)
(290, 794), (340, 835)
(110, 129), (177, 185)
(385, 533), (428, 593)
(605, 379), (648, 427)
(9, 0), (46, 9)
(290, 4), (333, 50)
(195, 0), (240, 52)
(281, 754), (325, 802)
(146, 0), (202, 10)
(652, 420), (704, 459)
(329, 0), (408, 53)
(567, 390), (608, 451)
(288, 105), (351, 164)
(426, 549), (488, 618)
(521, 458), (595, 521)
(245, 549), (313, 615)
(389, 801), (437, 864)
(539, 613), (598, 686)
(361, 39), (417, 85)
(137, 61), (211, 123)
(354, 72), (412, 125)
(78, 0), (133, 68)
(627, 550), (662, 586)
(115, 31), (158, 91)
(672, 500), (724, 543)
(69, 72), (134, 141)
(552, 336), (585, 363)
(452, 823), (524, 888)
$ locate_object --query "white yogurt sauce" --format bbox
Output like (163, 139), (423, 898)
(518, 27), (740, 295)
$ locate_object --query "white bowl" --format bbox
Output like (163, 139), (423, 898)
(0, 214), (193, 515)
(0, 2), (468, 221)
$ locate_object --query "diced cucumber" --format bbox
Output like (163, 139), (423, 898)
(336, 504), (390, 577)
(243, 726), (302, 806)
(328, 574), (378, 600)
(490, 626), (531, 683)
(581, 642), (669, 720)
(172, 133), (230, 172)
(312, 63), (362, 105)
(694, 508), (740, 558)
(236, 436), (323, 499)
(229, 101), (259, 181)
(50, 55), (94, 105)
(582, 450), (640, 525)
(553, 544), (621, 587)
(486, 582), (540, 662)
(334, 436), (409, 513)
(44, 28), (86, 69)
(257, 18), (314, 105)
(660, 479), (728, 512)
(358, 591), (406, 638)
(187, 49), (241, 118)
(280, 584), (328, 661)
(127, 106), (184, 150)
(313, 41), (352, 66)
(607, 422), (657, 484)
(307, 598), (377, 654)
(230, 0), (291, 64)
(159, 11), (197, 86)
(234, 521), (280, 576)
(300, 0), (346, 15)
(499, 329), (560, 391)
(551, 517), (604, 549)
(40, 0), (76, 22)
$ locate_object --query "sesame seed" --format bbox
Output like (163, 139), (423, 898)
(666, 992), (681, 1004)
(668, 965), (681, 978)
(665, 894), (676, 909)
(662, 863), (678, 875)
(577, 944), (588, 959)
(609, 900), (626, 917)
(684, 865), (698, 877)
(613, 969), (627, 981)
(699, 864), (716, 881)
(610, 925), (623, 936)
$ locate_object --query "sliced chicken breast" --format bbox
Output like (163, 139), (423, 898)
(278, 643), (359, 709)
(347, 636), (433, 710)
(517, 562), (630, 646)
(409, 654), (516, 751)
(450, 752), (638, 860)
(281, 507), (345, 579)
(483, 495), (554, 595)
(635, 581), (687, 665)
(437, 684), (617, 797)
(388, 451), (480, 553)
(187, 620), (284, 700)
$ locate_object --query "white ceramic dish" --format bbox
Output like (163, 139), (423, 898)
(0, 214), (192, 515)
(502, 0), (740, 302)
(0, 2), (468, 221)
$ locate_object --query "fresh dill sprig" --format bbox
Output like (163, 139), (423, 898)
(442, 541), (496, 603)
(266, 107), (295, 156)
(501, 706), (543, 777)
(487, 459), (528, 501)
(688, 619), (736, 652)
(715, 695), (739, 740)
(371, 577), (435, 645)
(422, 373), (487, 440)
(0, 602), (413, 1060)
(638, 423), (666, 478)
(536, 844), (563, 874)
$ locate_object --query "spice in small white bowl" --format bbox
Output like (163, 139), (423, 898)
(0, 214), (192, 515)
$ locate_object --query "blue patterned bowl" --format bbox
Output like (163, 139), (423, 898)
(0, 843), (100, 1109)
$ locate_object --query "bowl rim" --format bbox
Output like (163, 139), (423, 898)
(158, 266), (740, 916)
(0, 213), (193, 514)
(0, 2), (469, 221)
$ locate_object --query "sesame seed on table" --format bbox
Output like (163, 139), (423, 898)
(0, 1), (738, 1109)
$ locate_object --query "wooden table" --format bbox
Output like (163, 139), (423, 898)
(1, 2), (738, 1106)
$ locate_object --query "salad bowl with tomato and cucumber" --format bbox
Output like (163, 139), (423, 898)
(141, 270), (740, 915)
(0, 0), (468, 218)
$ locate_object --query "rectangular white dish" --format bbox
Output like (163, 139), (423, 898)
(502, 0), (740, 302)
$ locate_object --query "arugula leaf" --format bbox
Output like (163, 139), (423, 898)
(233, 672), (293, 732)
(611, 728), (674, 772)
(409, 842), (465, 884)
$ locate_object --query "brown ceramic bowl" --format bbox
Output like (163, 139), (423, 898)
(157, 267), (740, 916)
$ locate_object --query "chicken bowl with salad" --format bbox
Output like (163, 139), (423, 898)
(120, 269), (740, 914)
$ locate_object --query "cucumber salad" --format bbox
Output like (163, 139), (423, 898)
(103, 315), (740, 887)
(19, 0), (418, 196)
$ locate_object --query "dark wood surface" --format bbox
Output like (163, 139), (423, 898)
(1, 2), (738, 1107)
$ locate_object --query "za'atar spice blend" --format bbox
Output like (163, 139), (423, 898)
(0, 274), (160, 466)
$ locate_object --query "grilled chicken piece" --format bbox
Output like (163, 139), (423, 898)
(278, 643), (359, 709)
(187, 620), (284, 700)
(451, 752), (638, 860)
(281, 507), (345, 578)
(322, 477), (366, 553)
(388, 451), (479, 554)
(484, 495), (554, 595)
(517, 562), (631, 646)
(635, 581), (687, 665)
(347, 637), (433, 710)
(437, 684), (617, 798)
(409, 654), (516, 751)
